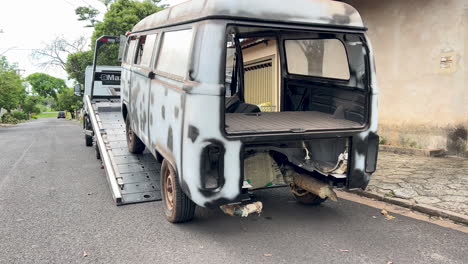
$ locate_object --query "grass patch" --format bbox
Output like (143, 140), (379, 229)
(36, 112), (72, 119)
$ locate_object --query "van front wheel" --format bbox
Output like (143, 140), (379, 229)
(161, 159), (196, 223)
(125, 117), (145, 154)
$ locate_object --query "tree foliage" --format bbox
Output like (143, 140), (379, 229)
(21, 96), (43, 115)
(99, 0), (115, 10)
(31, 36), (88, 71)
(93, 0), (163, 41)
(0, 56), (25, 112)
(75, 6), (100, 27)
(26, 73), (67, 99)
(91, 0), (164, 66)
(65, 0), (164, 84)
(56, 88), (82, 118)
(66, 50), (94, 85)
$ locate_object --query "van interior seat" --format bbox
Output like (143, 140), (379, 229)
(225, 94), (261, 113)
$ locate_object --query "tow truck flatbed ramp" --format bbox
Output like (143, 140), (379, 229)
(86, 96), (162, 205)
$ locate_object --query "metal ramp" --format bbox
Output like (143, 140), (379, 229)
(86, 96), (161, 205)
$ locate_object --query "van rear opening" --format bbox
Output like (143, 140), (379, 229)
(223, 26), (369, 136)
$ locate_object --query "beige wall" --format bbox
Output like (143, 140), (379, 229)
(344, 0), (467, 127)
(242, 40), (281, 110)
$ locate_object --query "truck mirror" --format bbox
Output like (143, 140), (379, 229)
(74, 83), (82, 96)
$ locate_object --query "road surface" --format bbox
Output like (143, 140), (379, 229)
(0, 118), (467, 264)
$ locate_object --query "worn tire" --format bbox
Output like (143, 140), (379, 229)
(125, 116), (145, 154)
(84, 117), (93, 147)
(293, 192), (327, 205)
(95, 143), (101, 160)
(161, 159), (196, 223)
(85, 135), (93, 147)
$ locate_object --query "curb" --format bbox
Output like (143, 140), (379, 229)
(380, 145), (446, 157)
(348, 190), (468, 225)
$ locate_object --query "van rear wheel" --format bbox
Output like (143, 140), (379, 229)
(125, 116), (145, 154)
(292, 189), (327, 205)
(161, 159), (196, 223)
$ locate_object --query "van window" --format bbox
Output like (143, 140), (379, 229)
(134, 36), (146, 65)
(124, 37), (137, 64)
(285, 39), (350, 80)
(156, 29), (193, 78)
(140, 34), (157, 67)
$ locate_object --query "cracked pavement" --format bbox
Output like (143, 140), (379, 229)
(368, 152), (468, 216)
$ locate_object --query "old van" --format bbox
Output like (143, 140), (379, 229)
(121, 0), (379, 223)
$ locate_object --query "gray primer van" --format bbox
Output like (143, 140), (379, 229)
(121, 0), (379, 222)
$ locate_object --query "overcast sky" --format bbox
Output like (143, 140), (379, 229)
(0, 0), (185, 81)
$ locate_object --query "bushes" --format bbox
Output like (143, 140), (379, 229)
(12, 111), (28, 121)
(1, 111), (29, 124)
(1, 113), (19, 124)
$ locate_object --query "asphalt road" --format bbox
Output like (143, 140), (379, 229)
(0, 118), (467, 264)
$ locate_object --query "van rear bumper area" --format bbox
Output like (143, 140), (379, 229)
(225, 111), (363, 135)
(197, 133), (379, 208)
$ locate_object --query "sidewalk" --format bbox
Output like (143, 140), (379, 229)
(363, 152), (468, 221)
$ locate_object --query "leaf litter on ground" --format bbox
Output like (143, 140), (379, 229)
(381, 209), (396, 220)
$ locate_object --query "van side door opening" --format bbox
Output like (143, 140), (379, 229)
(224, 26), (370, 136)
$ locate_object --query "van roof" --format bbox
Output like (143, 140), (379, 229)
(132, 0), (365, 32)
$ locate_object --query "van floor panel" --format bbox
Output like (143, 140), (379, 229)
(225, 111), (362, 134)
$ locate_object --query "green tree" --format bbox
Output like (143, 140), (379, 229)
(99, 0), (115, 10)
(66, 0), (164, 84)
(26, 73), (67, 99)
(0, 56), (25, 112)
(31, 36), (87, 71)
(75, 6), (100, 27)
(21, 96), (43, 116)
(66, 50), (94, 85)
(91, 0), (163, 65)
(56, 88), (82, 119)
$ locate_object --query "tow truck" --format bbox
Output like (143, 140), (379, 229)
(77, 35), (161, 205)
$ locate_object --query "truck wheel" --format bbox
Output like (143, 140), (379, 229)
(95, 143), (101, 160)
(293, 191), (327, 205)
(125, 117), (145, 154)
(85, 135), (93, 147)
(84, 118), (93, 147)
(161, 159), (196, 223)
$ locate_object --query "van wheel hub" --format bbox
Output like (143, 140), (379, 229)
(164, 169), (174, 211)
